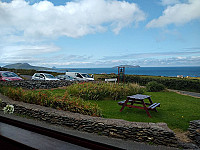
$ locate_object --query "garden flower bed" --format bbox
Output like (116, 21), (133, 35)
(0, 82), (144, 117)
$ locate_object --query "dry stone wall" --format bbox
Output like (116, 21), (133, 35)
(0, 80), (73, 89)
(188, 120), (200, 147)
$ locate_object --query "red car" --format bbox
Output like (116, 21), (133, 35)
(0, 71), (23, 81)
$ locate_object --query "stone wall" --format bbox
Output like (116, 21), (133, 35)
(0, 80), (74, 89)
(188, 120), (200, 147)
(0, 93), (178, 147)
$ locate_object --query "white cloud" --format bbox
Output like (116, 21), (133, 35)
(92, 55), (200, 67)
(42, 61), (91, 66)
(160, 0), (180, 6)
(0, 44), (59, 55)
(101, 49), (200, 60)
(147, 0), (200, 28)
(130, 56), (200, 67)
(0, 44), (60, 64)
(0, 0), (145, 39)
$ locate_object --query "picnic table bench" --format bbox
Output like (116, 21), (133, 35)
(118, 94), (160, 118)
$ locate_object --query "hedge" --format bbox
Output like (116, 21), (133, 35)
(0, 86), (102, 117)
(125, 75), (200, 92)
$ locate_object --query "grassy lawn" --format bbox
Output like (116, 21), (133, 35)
(33, 88), (200, 131)
(88, 91), (200, 131)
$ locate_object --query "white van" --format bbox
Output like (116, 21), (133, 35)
(65, 72), (94, 81)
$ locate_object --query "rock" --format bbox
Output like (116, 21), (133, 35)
(178, 142), (199, 149)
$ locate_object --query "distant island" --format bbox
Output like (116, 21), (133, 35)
(113, 65), (140, 68)
(3, 63), (51, 71)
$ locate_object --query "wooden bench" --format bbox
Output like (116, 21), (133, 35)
(148, 103), (160, 109)
(118, 100), (126, 105)
(118, 101), (160, 109)
(105, 78), (117, 84)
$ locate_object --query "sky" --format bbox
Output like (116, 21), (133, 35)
(0, 0), (200, 68)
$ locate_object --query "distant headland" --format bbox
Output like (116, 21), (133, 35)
(112, 65), (140, 68)
(3, 63), (51, 71)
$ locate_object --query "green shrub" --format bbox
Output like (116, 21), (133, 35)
(61, 91), (101, 116)
(125, 75), (200, 92)
(66, 82), (145, 100)
(146, 81), (165, 92)
(0, 86), (102, 117)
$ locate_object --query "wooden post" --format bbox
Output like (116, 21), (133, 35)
(118, 67), (125, 83)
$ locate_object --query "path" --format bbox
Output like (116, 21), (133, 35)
(167, 89), (200, 98)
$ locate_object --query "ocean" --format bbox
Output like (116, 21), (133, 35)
(54, 66), (200, 77)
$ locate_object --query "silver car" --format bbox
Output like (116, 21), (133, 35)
(32, 73), (59, 81)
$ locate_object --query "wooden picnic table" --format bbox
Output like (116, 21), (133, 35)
(118, 94), (160, 118)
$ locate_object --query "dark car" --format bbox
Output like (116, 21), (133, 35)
(0, 71), (23, 81)
(56, 75), (76, 81)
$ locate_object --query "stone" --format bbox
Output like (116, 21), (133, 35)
(196, 129), (200, 134)
(178, 142), (199, 149)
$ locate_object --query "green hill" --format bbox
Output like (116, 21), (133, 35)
(4, 63), (50, 71)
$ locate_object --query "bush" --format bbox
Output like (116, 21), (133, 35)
(66, 82), (145, 100)
(146, 81), (165, 92)
(0, 86), (102, 117)
(125, 75), (200, 92)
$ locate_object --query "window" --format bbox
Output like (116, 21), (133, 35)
(40, 74), (45, 78)
(2, 72), (18, 77)
(35, 74), (40, 77)
(77, 73), (83, 78)
(44, 74), (55, 78)
(81, 74), (91, 78)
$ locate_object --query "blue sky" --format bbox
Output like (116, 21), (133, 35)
(0, 0), (200, 68)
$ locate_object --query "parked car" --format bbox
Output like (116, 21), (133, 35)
(31, 73), (59, 81)
(56, 75), (76, 81)
(65, 72), (94, 81)
(0, 71), (23, 81)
